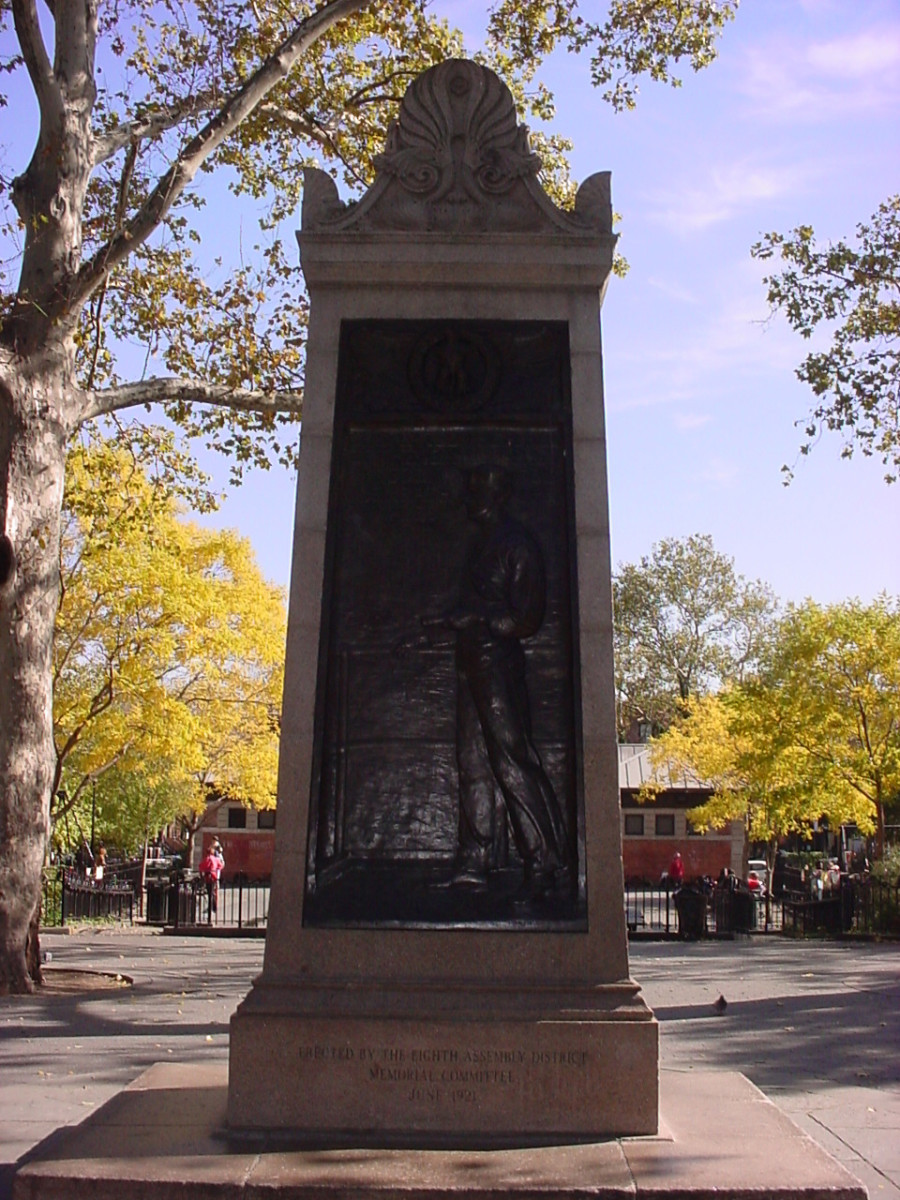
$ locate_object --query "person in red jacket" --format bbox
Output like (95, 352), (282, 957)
(668, 851), (685, 888)
(199, 841), (225, 918)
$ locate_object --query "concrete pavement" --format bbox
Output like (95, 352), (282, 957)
(633, 938), (900, 1199)
(0, 928), (896, 1198)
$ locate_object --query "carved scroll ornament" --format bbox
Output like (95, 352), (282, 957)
(302, 60), (613, 236)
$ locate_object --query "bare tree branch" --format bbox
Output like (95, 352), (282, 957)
(255, 101), (367, 186)
(53, 0), (97, 101)
(85, 140), (136, 390)
(92, 95), (214, 166)
(81, 377), (303, 422)
(255, 102), (322, 143)
(67, 0), (373, 314)
(11, 0), (58, 122)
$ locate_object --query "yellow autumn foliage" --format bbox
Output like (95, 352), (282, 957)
(52, 436), (285, 846)
(641, 597), (900, 861)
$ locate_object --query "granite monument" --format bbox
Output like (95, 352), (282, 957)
(228, 57), (658, 1142)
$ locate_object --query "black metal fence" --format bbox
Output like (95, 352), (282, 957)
(624, 883), (771, 937)
(41, 868), (64, 927)
(160, 874), (271, 931)
(41, 867), (135, 926)
(624, 877), (899, 940)
(41, 864), (894, 939)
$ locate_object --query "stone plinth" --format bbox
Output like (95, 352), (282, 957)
(229, 982), (657, 1139)
(13, 1065), (867, 1200)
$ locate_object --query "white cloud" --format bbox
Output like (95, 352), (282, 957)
(700, 457), (739, 486)
(808, 29), (900, 77)
(738, 25), (900, 121)
(646, 162), (809, 233)
(673, 413), (712, 430)
(607, 259), (807, 414)
(646, 277), (700, 305)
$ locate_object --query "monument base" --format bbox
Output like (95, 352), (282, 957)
(12, 1064), (866, 1200)
(227, 981), (658, 1140)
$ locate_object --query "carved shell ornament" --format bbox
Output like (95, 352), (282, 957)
(373, 60), (543, 203)
(300, 59), (613, 235)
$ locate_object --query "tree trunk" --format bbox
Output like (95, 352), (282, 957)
(184, 823), (196, 874)
(0, 350), (71, 993)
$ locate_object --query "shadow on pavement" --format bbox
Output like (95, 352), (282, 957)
(653, 980), (900, 1090)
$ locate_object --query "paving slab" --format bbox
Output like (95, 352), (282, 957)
(12, 1065), (865, 1200)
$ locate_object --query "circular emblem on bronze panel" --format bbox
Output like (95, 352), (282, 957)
(408, 328), (500, 413)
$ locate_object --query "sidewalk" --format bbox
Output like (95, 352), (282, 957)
(633, 938), (900, 1199)
(0, 929), (897, 1198)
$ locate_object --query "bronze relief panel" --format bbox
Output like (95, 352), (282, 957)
(303, 321), (586, 928)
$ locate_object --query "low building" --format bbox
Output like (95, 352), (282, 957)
(193, 800), (276, 881)
(619, 744), (743, 884)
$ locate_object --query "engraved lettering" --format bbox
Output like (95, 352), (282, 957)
(440, 1067), (513, 1085)
(370, 1064), (437, 1083)
(298, 1044), (355, 1061)
(530, 1050), (588, 1067)
(410, 1048), (459, 1063)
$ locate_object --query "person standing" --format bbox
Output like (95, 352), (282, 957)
(668, 851), (685, 888)
(199, 840), (225, 919)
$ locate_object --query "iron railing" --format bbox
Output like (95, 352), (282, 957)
(624, 877), (899, 939)
(94, 870), (894, 939)
(41, 868), (64, 927)
(164, 874), (271, 931)
(624, 883), (775, 937)
(41, 867), (135, 926)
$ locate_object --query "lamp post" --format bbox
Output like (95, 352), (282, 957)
(90, 779), (96, 856)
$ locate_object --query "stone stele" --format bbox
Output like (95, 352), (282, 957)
(227, 57), (658, 1143)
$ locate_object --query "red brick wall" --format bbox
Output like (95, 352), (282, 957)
(201, 831), (274, 881)
(623, 838), (731, 884)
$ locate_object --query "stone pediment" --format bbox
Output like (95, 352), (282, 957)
(302, 59), (612, 237)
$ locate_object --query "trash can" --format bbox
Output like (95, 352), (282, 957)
(166, 873), (183, 924)
(171, 873), (200, 925)
(715, 886), (732, 933)
(731, 888), (756, 932)
(145, 878), (170, 923)
(675, 885), (707, 938)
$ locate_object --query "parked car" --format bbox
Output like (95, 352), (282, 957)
(747, 859), (769, 890)
(144, 856), (177, 877)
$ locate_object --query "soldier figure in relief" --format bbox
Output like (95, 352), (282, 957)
(424, 465), (569, 902)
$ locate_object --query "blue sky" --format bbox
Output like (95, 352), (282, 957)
(195, 0), (900, 604)
(4, 0), (899, 604)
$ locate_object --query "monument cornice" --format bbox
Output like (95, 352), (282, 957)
(297, 233), (617, 291)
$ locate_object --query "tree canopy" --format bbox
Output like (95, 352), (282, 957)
(52, 433), (285, 853)
(752, 195), (900, 484)
(0, 0), (739, 472)
(766, 597), (900, 855)
(613, 533), (775, 738)
(643, 596), (900, 863)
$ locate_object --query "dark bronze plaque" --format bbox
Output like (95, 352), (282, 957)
(303, 321), (585, 928)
